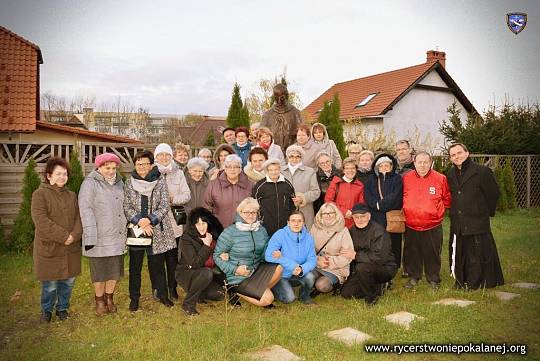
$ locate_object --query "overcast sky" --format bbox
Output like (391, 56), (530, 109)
(1, 0), (538, 116)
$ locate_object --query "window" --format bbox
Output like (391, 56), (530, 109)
(355, 93), (378, 108)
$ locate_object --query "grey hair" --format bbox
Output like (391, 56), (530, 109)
(359, 150), (375, 160)
(316, 151), (331, 164)
(223, 154), (242, 167)
(263, 158), (282, 170)
(187, 157), (208, 170)
(237, 197), (260, 213)
(198, 148), (212, 157)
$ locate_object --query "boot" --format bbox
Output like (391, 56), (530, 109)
(95, 295), (108, 316)
(169, 287), (179, 301)
(104, 292), (117, 313)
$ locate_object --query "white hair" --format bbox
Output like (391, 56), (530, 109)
(223, 154), (242, 167)
(237, 197), (260, 213)
(187, 157), (208, 170)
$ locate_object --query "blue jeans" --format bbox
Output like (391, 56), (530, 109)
(272, 271), (316, 303)
(41, 277), (76, 313)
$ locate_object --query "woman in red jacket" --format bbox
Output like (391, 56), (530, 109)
(324, 157), (365, 228)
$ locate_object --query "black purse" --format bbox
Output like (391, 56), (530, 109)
(171, 205), (187, 225)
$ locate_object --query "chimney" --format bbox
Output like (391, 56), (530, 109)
(426, 50), (446, 68)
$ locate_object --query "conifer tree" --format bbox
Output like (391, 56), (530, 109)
(317, 93), (347, 158)
(226, 83), (250, 129)
(66, 149), (84, 194)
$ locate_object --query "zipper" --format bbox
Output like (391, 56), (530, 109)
(274, 182), (280, 230)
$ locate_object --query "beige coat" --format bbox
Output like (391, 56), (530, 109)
(282, 164), (320, 229)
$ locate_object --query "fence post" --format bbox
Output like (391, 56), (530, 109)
(526, 155), (531, 208)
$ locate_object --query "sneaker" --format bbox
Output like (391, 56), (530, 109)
(182, 304), (199, 316)
(404, 278), (419, 289)
(40, 311), (52, 323)
(129, 299), (139, 312)
(55, 310), (69, 321)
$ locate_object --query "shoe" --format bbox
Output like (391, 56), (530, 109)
(310, 289), (321, 299)
(366, 295), (379, 306)
(198, 298), (208, 304)
(159, 297), (174, 307)
(386, 280), (394, 291)
(401, 272), (409, 278)
(55, 310), (69, 321)
(104, 293), (117, 313)
(169, 287), (179, 301)
(95, 295), (108, 316)
(301, 297), (316, 305)
(404, 279), (419, 289)
(332, 283), (343, 296)
(228, 292), (241, 307)
(40, 311), (52, 323)
(263, 303), (276, 309)
(429, 281), (440, 290)
(129, 298), (139, 312)
(182, 304), (199, 316)
(152, 289), (160, 302)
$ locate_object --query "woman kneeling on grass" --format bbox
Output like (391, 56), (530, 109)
(213, 197), (283, 308)
(31, 157), (82, 323)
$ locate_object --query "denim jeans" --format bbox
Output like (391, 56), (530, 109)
(272, 271), (316, 303)
(40, 277), (76, 313)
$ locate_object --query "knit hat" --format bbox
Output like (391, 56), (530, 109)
(154, 143), (173, 157)
(286, 144), (305, 159)
(351, 203), (370, 215)
(375, 156), (392, 169)
(95, 153), (121, 168)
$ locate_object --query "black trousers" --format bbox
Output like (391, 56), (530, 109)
(390, 232), (403, 269)
(341, 263), (396, 300)
(129, 248), (167, 301)
(165, 246), (178, 289)
(176, 267), (224, 308)
(403, 225), (443, 283)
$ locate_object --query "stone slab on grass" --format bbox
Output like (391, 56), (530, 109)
(248, 345), (302, 361)
(494, 291), (520, 301)
(325, 327), (373, 346)
(432, 298), (476, 307)
(511, 282), (539, 290)
(384, 311), (425, 330)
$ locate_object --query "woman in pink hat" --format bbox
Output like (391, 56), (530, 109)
(78, 152), (126, 316)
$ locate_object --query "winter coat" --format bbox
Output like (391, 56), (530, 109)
(31, 183), (82, 281)
(356, 168), (374, 186)
(213, 214), (270, 285)
(324, 176), (365, 228)
(184, 172), (209, 218)
(402, 169), (451, 231)
(203, 170), (254, 227)
(244, 163), (266, 183)
(311, 122), (342, 168)
(396, 159), (415, 175)
(282, 164), (321, 230)
(158, 162), (191, 238)
(364, 153), (403, 228)
(232, 142), (253, 168)
(78, 170), (126, 257)
(124, 167), (176, 255)
(265, 142), (286, 165)
(294, 138), (322, 169)
(350, 220), (396, 269)
(446, 158), (500, 236)
(265, 225), (317, 278)
(252, 175), (296, 236)
(310, 214), (354, 283)
(314, 166), (341, 214)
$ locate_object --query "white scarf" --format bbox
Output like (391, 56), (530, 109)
(343, 175), (354, 183)
(235, 220), (261, 232)
(288, 162), (302, 176)
(131, 177), (158, 197)
(156, 162), (174, 174)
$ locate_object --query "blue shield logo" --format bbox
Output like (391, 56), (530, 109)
(506, 12), (527, 34)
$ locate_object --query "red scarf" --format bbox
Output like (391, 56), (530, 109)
(259, 141), (271, 150)
(204, 239), (217, 268)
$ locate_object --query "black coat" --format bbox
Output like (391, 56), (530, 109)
(350, 220), (396, 269)
(314, 166), (342, 213)
(252, 178), (296, 236)
(446, 158), (500, 236)
(356, 169), (373, 186)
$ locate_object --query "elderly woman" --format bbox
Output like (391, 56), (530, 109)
(78, 153), (126, 316)
(174, 143), (191, 171)
(209, 143), (235, 180)
(198, 148), (214, 173)
(244, 147), (268, 183)
(311, 122), (342, 168)
(203, 154), (254, 227)
(252, 158), (296, 236)
(313, 151), (341, 214)
(232, 127), (253, 167)
(265, 211), (317, 304)
(356, 150), (375, 185)
(364, 153), (404, 273)
(154, 143), (191, 301)
(294, 123), (321, 169)
(282, 145), (321, 230)
(256, 126), (285, 165)
(176, 207), (225, 315)
(214, 198), (283, 308)
(124, 150), (176, 311)
(347, 143), (363, 164)
(31, 157), (82, 323)
(325, 157), (366, 229)
(185, 157), (209, 217)
(310, 203), (354, 297)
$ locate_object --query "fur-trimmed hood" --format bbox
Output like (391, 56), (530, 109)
(213, 143), (235, 169)
(372, 153), (399, 176)
(186, 207), (224, 241)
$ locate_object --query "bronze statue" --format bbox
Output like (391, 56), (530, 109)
(261, 84), (302, 150)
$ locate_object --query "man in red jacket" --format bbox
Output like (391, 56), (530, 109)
(402, 151), (451, 289)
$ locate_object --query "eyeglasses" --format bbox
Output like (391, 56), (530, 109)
(241, 211), (258, 216)
(288, 155), (302, 159)
(135, 163), (151, 167)
(321, 212), (336, 216)
(225, 165), (241, 169)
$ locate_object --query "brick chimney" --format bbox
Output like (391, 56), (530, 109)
(426, 50), (446, 68)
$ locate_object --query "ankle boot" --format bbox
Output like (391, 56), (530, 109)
(95, 295), (108, 316)
(104, 292), (117, 313)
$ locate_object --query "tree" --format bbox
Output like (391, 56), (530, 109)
(503, 157), (517, 209)
(226, 83), (250, 128)
(66, 149), (84, 194)
(10, 159), (41, 253)
(204, 130), (216, 146)
(317, 93), (347, 158)
(494, 158), (508, 211)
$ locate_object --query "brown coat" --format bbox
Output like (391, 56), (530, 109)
(31, 183), (82, 281)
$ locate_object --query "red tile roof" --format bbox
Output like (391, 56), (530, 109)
(188, 117), (226, 146)
(36, 121), (143, 143)
(304, 61), (476, 120)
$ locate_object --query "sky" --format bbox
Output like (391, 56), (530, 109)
(1, 0), (538, 116)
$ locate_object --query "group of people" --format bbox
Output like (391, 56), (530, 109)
(31, 113), (505, 322)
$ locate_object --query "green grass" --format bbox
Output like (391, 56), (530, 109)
(0, 209), (539, 361)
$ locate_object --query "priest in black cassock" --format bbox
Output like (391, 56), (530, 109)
(446, 143), (504, 289)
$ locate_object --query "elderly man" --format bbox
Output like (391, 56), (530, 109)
(395, 140), (415, 175)
(402, 151), (451, 289)
(222, 127), (236, 145)
(446, 143), (504, 290)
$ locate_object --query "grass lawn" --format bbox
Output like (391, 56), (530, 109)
(0, 209), (539, 361)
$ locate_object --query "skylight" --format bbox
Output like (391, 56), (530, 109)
(355, 93), (378, 108)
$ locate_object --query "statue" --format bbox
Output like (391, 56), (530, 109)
(261, 83), (302, 150)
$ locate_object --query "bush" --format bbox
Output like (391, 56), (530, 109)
(10, 158), (41, 253)
(494, 158), (508, 211)
(503, 157), (517, 209)
(66, 149), (84, 194)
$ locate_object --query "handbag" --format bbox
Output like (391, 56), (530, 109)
(171, 205), (187, 225)
(377, 179), (405, 233)
(126, 223), (153, 246)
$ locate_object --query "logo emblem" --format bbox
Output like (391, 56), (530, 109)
(506, 12), (527, 34)
(429, 187), (436, 195)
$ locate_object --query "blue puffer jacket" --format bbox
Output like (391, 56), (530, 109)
(264, 224), (317, 278)
(232, 142), (253, 167)
(213, 214), (270, 285)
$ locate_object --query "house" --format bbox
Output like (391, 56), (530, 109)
(303, 50), (478, 151)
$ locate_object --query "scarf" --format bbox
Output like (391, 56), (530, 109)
(131, 166), (160, 197)
(343, 175), (354, 183)
(156, 162), (174, 175)
(235, 220), (261, 232)
(288, 162), (302, 176)
(259, 141), (271, 150)
(203, 238), (217, 268)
